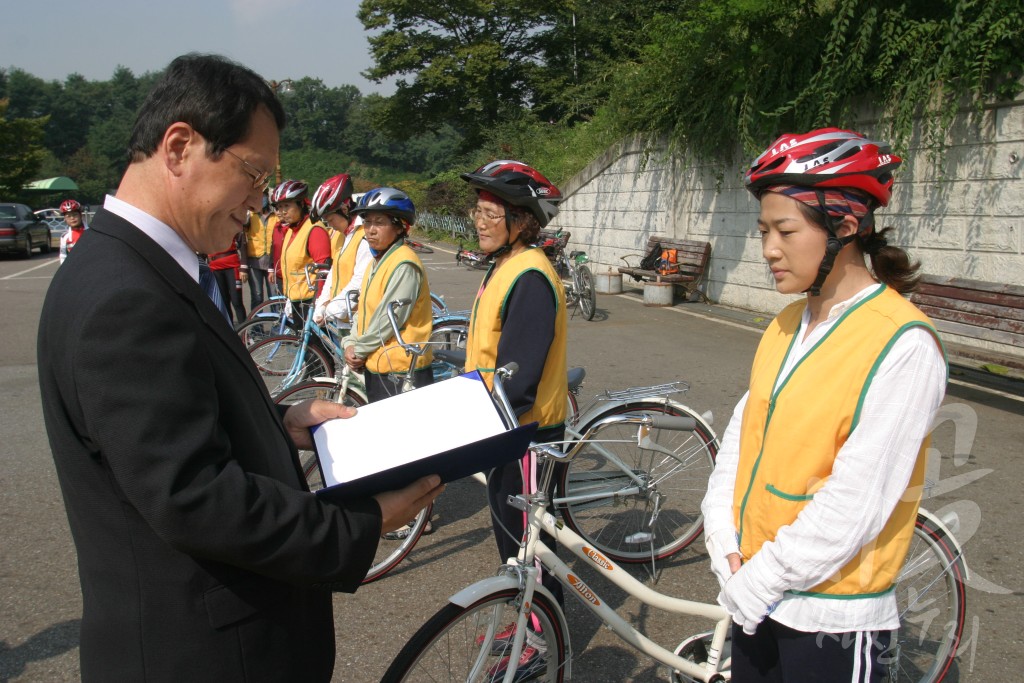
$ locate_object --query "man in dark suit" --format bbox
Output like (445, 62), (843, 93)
(37, 54), (443, 683)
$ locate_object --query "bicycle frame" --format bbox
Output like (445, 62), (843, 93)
(466, 408), (731, 683)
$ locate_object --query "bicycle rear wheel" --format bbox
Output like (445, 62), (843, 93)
(671, 512), (967, 683)
(577, 264), (597, 320)
(892, 513), (968, 682)
(382, 587), (567, 682)
(248, 335), (334, 395)
(556, 401), (717, 563)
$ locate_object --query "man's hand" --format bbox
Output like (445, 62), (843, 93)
(374, 475), (446, 533)
(268, 270), (277, 284)
(282, 399), (356, 450)
(240, 271), (249, 283)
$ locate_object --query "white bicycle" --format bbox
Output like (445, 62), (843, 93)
(381, 365), (969, 683)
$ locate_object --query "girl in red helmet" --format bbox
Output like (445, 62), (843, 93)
(58, 199), (88, 264)
(269, 179), (332, 327)
(701, 128), (947, 681)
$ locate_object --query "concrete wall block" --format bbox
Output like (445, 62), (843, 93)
(894, 215), (965, 250)
(996, 104), (1024, 142)
(966, 217), (1019, 253)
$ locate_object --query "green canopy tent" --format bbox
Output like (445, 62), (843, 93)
(23, 176), (79, 192)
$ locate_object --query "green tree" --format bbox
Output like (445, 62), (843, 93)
(0, 99), (49, 199)
(279, 79), (361, 152)
(358, 0), (562, 148)
(604, 0), (1024, 162)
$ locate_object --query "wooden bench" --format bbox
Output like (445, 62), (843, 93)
(618, 237), (712, 303)
(910, 275), (1024, 379)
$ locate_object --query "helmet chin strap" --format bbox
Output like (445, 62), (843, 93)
(805, 190), (856, 296)
(485, 214), (519, 260)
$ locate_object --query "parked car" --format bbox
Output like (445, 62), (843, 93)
(0, 203), (51, 258)
(35, 208), (67, 248)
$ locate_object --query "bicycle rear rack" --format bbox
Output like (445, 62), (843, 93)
(597, 381), (690, 402)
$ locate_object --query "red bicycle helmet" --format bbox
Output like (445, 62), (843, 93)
(461, 160), (562, 227)
(311, 174), (354, 221)
(271, 179), (308, 205)
(744, 128), (901, 207)
(60, 199), (82, 214)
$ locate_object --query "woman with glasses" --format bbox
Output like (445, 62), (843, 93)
(459, 160), (568, 682)
(270, 179), (332, 328)
(340, 187), (434, 403)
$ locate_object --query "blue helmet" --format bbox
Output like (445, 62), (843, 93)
(351, 187), (416, 226)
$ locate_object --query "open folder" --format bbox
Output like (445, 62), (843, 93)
(312, 371), (537, 501)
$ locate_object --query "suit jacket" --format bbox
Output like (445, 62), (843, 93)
(37, 209), (382, 682)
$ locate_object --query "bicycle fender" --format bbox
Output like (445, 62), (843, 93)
(918, 507), (970, 580)
(447, 575), (557, 610)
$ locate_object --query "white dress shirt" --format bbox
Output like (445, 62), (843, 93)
(104, 195), (199, 283)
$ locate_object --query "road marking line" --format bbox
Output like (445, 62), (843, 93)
(1, 258), (59, 280)
(615, 293), (764, 335)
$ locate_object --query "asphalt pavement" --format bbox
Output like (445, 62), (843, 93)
(1, 241), (1021, 682)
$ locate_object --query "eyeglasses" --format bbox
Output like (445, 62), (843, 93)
(470, 207), (506, 223)
(223, 149), (272, 192)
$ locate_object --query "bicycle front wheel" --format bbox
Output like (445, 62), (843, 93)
(577, 264), (597, 320)
(235, 314), (294, 347)
(556, 401), (717, 563)
(248, 335), (334, 395)
(892, 513), (968, 683)
(382, 588), (568, 683)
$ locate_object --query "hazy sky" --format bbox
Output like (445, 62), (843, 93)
(1, 0), (394, 94)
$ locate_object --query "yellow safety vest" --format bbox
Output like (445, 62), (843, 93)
(734, 285), (944, 597)
(245, 212), (273, 258)
(323, 223), (344, 257)
(357, 242), (434, 375)
(281, 218), (320, 302)
(330, 227), (366, 299)
(465, 247), (567, 430)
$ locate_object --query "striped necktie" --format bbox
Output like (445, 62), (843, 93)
(197, 254), (231, 323)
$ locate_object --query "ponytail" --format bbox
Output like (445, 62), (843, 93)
(857, 226), (921, 295)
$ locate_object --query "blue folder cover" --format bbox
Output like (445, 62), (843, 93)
(314, 422), (537, 501)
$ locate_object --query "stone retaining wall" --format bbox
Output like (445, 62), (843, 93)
(548, 101), (1024, 360)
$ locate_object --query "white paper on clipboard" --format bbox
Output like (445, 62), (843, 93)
(311, 371), (507, 489)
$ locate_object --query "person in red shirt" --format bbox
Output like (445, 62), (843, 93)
(268, 179), (331, 328)
(208, 232), (247, 324)
(58, 199), (88, 264)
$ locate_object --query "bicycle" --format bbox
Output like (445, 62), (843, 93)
(382, 364), (969, 683)
(240, 289), (452, 348)
(270, 297), (450, 584)
(456, 242), (490, 271)
(556, 380), (718, 569)
(427, 344), (714, 572)
(542, 231), (597, 321)
(407, 237), (435, 255)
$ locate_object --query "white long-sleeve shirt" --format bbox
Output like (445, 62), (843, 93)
(702, 283), (947, 632)
(313, 231), (373, 323)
